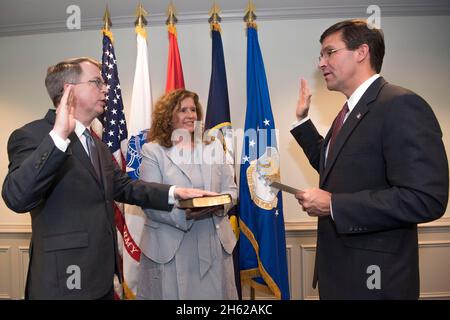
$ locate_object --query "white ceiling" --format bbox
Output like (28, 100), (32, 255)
(1, 0), (449, 37)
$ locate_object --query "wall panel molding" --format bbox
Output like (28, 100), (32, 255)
(18, 246), (29, 300)
(300, 244), (318, 300)
(1, 217), (449, 299)
(0, 246), (12, 299)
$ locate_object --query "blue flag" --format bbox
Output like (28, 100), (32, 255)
(205, 28), (231, 132)
(205, 24), (241, 298)
(238, 26), (290, 300)
(205, 26), (234, 164)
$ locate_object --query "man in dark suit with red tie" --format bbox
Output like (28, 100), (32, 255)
(2, 57), (215, 299)
(291, 20), (448, 299)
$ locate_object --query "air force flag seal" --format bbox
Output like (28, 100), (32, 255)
(246, 147), (280, 210)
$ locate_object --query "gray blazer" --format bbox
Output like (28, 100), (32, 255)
(139, 141), (237, 267)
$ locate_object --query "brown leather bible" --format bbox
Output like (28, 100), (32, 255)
(178, 194), (232, 209)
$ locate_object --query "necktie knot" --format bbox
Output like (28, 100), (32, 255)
(341, 102), (349, 115)
(83, 128), (92, 139)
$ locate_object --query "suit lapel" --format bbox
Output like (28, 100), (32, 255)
(166, 145), (193, 185)
(320, 129), (333, 174)
(320, 77), (387, 187)
(93, 138), (114, 226)
(92, 135), (108, 193)
(68, 132), (104, 188)
(45, 109), (103, 187)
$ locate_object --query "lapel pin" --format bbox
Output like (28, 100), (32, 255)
(356, 112), (362, 119)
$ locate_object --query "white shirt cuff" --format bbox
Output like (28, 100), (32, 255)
(291, 116), (310, 129)
(49, 130), (70, 152)
(330, 198), (334, 220)
(168, 185), (176, 205)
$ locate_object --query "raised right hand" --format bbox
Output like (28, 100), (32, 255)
(53, 85), (76, 140)
(296, 78), (312, 120)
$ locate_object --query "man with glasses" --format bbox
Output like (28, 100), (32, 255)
(2, 57), (215, 299)
(291, 20), (448, 299)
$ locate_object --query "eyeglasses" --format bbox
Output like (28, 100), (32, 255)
(318, 47), (347, 62)
(69, 78), (106, 90)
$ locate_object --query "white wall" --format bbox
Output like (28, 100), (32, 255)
(1, 15), (449, 226)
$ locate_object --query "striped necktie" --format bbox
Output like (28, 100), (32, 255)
(328, 102), (349, 155)
(83, 129), (101, 179)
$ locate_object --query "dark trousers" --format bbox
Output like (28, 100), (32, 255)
(97, 286), (115, 300)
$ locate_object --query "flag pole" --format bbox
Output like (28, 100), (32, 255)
(134, 3), (148, 40)
(244, 0), (257, 29)
(166, 2), (178, 31)
(135, 3), (148, 28)
(100, 5), (129, 300)
(120, 3), (151, 299)
(208, 2), (222, 32)
(165, 2), (185, 92)
(102, 5), (114, 42)
(103, 5), (112, 30)
(244, 0), (257, 301)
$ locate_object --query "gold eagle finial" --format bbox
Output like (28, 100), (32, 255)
(135, 3), (148, 28)
(103, 5), (112, 31)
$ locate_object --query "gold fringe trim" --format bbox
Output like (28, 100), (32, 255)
(207, 122), (232, 133)
(240, 267), (260, 279)
(249, 279), (275, 295)
(211, 22), (221, 32)
(135, 25), (147, 39)
(239, 218), (282, 299)
(167, 24), (177, 37)
(247, 22), (258, 30)
(229, 215), (239, 240)
(240, 270), (279, 297)
(122, 281), (136, 300)
(102, 29), (114, 43)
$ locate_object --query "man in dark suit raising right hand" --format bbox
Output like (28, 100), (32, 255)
(2, 57), (216, 299)
(291, 20), (448, 299)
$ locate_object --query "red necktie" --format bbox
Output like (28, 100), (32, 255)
(328, 102), (349, 155)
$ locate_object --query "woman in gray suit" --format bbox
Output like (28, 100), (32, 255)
(136, 89), (238, 300)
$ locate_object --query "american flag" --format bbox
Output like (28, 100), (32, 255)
(99, 31), (130, 299)
(101, 35), (128, 156)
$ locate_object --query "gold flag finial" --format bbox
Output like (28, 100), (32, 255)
(166, 2), (178, 26)
(209, 2), (222, 24)
(244, 0), (257, 28)
(208, 2), (222, 32)
(135, 3), (148, 28)
(103, 5), (112, 31)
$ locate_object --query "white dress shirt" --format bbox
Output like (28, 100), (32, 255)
(292, 74), (381, 219)
(49, 120), (176, 204)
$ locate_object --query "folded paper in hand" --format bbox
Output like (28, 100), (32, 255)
(270, 181), (303, 194)
(178, 194), (232, 209)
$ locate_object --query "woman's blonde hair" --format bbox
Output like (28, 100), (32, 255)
(148, 89), (203, 148)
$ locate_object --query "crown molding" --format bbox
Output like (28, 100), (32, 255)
(1, 3), (449, 38)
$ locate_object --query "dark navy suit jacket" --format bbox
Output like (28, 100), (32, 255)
(2, 109), (171, 299)
(291, 77), (448, 299)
